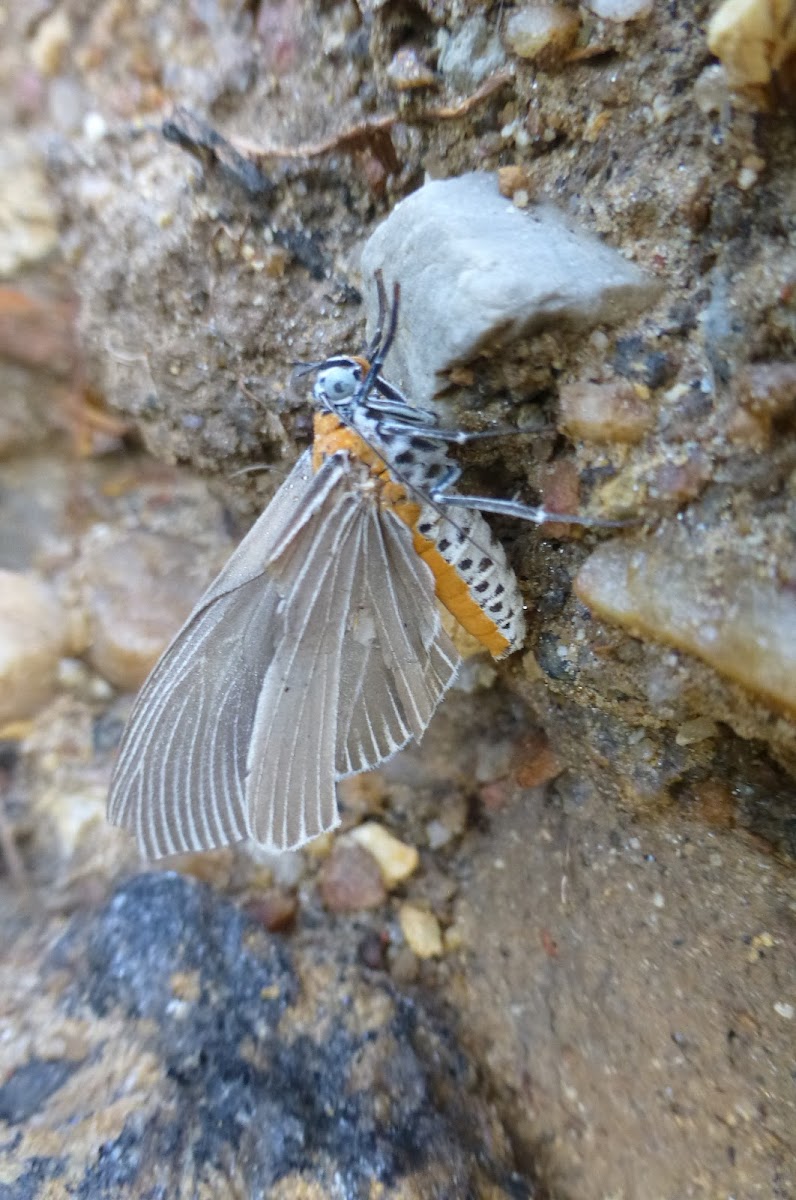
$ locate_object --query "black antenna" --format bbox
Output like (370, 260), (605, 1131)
(356, 278), (400, 405)
(365, 270), (389, 360)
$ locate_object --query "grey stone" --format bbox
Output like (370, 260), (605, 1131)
(361, 172), (661, 404)
(436, 17), (507, 91)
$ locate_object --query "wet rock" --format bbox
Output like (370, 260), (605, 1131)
(0, 571), (65, 725)
(77, 530), (217, 691)
(504, 5), (580, 65)
(349, 821), (420, 888)
(0, 874), (528, 1198)
(575, 539), (796, 717)
(318, 840), (387, 911)
(361, 173), (660, 404)
(559, 379), (654, 443)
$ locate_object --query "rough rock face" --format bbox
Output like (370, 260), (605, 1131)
(0, 873), (530, 1199)
(0, 2), (794, 1198)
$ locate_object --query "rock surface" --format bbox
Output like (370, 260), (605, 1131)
(0, 873), (530, 1199)
(361, 173), (660, 404)
(0, 2), (794, 1197)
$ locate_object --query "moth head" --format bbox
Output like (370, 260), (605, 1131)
(312, 355), (369, 411)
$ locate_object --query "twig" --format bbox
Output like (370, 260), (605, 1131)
(232, 72), (513, 172)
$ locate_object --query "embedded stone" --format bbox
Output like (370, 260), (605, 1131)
(504, 5), (580, 63)
(0, 571), (65, 725)
(361, 173), (659, 404)
(558, 379), (654, 443)
(575, 541), (796, 717)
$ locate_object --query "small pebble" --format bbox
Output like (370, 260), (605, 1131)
(504, 4), (580, 64)
(443, 922), (465, 952)
(318, 842), (387, 912)
(390, 944), (420, 984)
(585, 0), (652, 20)
(773, 1002), (794, 1020)
(82, 111), (107, 142)
(349, 822), (420, 888)
(78, 531), (216, 691)
(0, 571), (65, 725)
(358, 930), (389, 970)
(245, 888), (298, 933)
(675, 718), (718, 746)
(559, 379), (654, 444)
(540, 459), (582, 539)
(708, 0), (796, 89)
(497, 165), (531, 199)
(386, 47), (437, 90)
(426, 819), (453, 850)
(28, 10), (72, 76)
(178, 850), (235, 890)
(514, 735), (563, 788)
(399, 904), (444, 959)
(479, 779), (511, 812)
(337, 771), (388, 819)
(575, 542), (796, 717)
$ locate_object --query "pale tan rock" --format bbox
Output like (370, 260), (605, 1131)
(399, 904), (444, 958)
(28, 10), (72, 76)
(78, 531), (215, 691)
(559, 379), (654, 444)
(707, 0), (796, 88)
(575, 542), (796, 717)
(349, 822), (419, 888)
(504, 5), (580, 63)
(0, 571), (65, 725)
(0, 136), (59, 276)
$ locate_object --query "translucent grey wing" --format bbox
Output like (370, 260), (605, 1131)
(335, 505), (460, 777)
(107, 451), (348, 858)
(107, 580), (283, 857)
(244, 489), (366, 849)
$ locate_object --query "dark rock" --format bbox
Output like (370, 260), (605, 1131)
(1, 874), (531, 1199)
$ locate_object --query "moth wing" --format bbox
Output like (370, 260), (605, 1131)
(335, 505), (459, 777)
(246, 500), (460, 849)
(107, 451), (346, 858)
